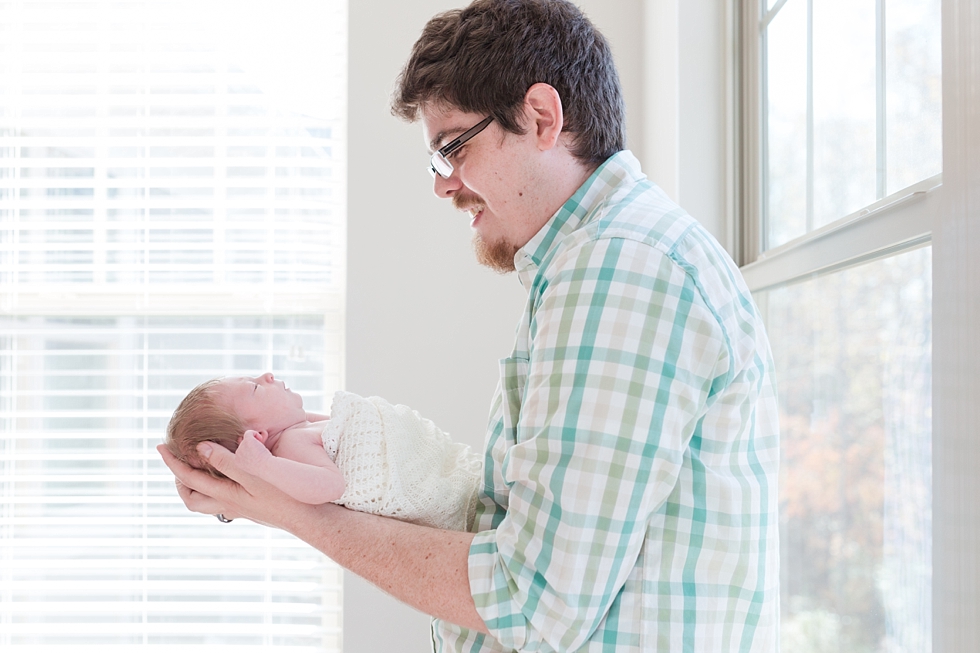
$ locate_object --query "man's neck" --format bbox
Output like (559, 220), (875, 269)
(526, 145), (598, 238)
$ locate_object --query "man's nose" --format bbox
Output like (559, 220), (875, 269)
(432, 169), (462, 199)
(260, 372), (275, 384)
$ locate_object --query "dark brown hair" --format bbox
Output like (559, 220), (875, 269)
(164, 378), (244, 479)
(392, 0), (625, 166)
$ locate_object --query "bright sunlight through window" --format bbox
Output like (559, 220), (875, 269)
(0, 1), (347, 650)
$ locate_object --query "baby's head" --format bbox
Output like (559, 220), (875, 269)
(165, 378), (246, 477)
(165, 373), (306, 476)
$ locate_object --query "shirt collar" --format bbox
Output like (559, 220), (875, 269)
(514, 150), (645, 288)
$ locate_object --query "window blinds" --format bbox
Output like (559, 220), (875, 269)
(0, 0), (347, 650)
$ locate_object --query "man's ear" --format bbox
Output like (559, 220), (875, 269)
(523, 82), (564, 151)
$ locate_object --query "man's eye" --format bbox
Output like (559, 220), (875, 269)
(447, 145), (465, 160)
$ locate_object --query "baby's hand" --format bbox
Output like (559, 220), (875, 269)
(235, 429), (273, 475)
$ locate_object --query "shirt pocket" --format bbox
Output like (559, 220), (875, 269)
(498, 355), (528, 444)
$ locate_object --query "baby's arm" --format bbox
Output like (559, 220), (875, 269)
(235, 429), (346, 505)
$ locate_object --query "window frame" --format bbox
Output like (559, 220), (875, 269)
(734, 0), (940, 290)
(734, 1), (980, 652)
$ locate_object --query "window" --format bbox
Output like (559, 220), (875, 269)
(0, 0), (347, 649)
(760, 0), (941, 250)
(739, 1), (940, 651)
(763, 248), (931, 652)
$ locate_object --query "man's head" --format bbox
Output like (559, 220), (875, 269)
(392, 0), (625, 166)
(393, 0), (625, 273)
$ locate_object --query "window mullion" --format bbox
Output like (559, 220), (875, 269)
(740, 174), (939, 292)
(806, 0), (814, 234)
(761, 0), (792, 30)
(739, 0), (764, 265)
(876, 0), (887, 199)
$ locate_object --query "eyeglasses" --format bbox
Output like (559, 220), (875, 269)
(428, 116), (494, 179)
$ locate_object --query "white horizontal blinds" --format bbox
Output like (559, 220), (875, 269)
(0, 316), (341, 650)
(0, 0), (347, 650)
(0, 0), (344, 295)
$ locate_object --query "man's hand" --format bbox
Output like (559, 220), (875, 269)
(156, 443), (239, 518)
(156, 441), (315, 530)
(157, 440), (488, 634)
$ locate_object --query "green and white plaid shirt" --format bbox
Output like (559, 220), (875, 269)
(434, 151), (779, 653)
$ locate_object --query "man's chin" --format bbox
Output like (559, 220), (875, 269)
(473, 233), (517, 274)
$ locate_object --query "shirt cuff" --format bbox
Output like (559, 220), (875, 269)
(468, 529), (530, 652)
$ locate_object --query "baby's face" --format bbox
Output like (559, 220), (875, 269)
(216, 372), (307, 435)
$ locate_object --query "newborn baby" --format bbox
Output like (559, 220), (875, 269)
(165, 373), (481, 531)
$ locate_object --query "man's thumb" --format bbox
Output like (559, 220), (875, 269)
(197, 441), (236, 477)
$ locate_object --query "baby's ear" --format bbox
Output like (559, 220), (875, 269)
(240, 429), (268, 444)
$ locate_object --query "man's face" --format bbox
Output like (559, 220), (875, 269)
(422, 104), (552, 272)
(216, 372), (306, 436)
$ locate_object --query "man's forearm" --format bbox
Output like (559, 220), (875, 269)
(284, 502), (489, 634)
(158, 442), (488, 635)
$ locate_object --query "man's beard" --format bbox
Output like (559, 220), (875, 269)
(472, 232), (518, 273)
(454, 192), (517, 273)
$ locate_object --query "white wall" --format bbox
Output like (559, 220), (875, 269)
(346, 3), (522, 649)
(642, 0), (730, 250)
(345, 1), (723, 650)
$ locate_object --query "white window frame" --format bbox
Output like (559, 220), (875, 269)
(735, 0), (938, 287)
(930, 0), (980, 650)
(733, 1), (980, 652)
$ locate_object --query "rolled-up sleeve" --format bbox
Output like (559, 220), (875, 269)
(467, 236), (729, 652)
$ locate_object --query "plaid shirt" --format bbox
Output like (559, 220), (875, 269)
(433, 151), (779, 653)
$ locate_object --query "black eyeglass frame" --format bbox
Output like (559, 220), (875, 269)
(428, 116), (494, 179)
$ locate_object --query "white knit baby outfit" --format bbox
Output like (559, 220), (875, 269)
(320, 391), (482, 532)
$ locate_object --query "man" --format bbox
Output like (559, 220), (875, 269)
(159, 1), (780, 651)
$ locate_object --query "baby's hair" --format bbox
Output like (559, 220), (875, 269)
(165, 377), (245, 479)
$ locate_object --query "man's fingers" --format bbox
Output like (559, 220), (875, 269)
(158, 443), (220, 491)
(157, 443), (240, 515)
(174, 477), (236, 517)
(158, 442), (300, 530)
(196, 440), (249, 485)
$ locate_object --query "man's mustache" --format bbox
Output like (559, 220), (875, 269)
(453, 192), (484, 212)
